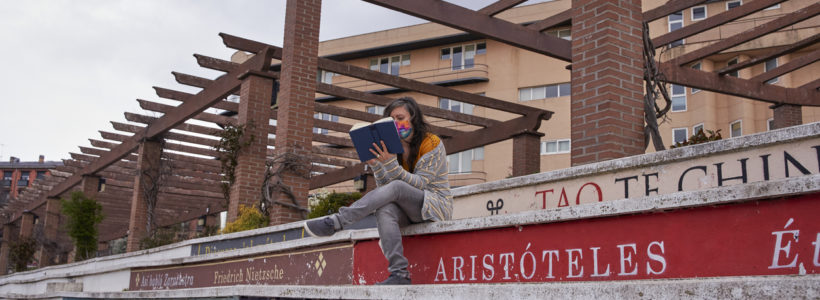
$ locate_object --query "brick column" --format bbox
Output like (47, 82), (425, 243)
(512, 132), (544, 177)
(38, 197), (61, 267)
(269, 0), (322, 225)
(126, 139), (162, 252)
(227, 74), (274, 223)
(771, 104), (802, 129)
(570, 0), (644, 166)
(81, 175), (100, 199)
(0, 225), (14, 275)
(20, 212), (35, 240)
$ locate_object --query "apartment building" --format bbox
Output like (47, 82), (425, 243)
(0, 156), (61, 204)
(233, 0), (818, 189)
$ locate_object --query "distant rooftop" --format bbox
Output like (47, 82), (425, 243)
(0, 156), (63, 169)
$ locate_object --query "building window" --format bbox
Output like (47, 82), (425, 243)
(727, 1), (742, 10)
(546, 29), (571, 40)
(226, 94), (240, 103)
(668, 11), (684, 47)
(693, 123), (704, 135)
(18, 171), (30, 187)
(541, 139), (570, 155)
(519, 83), (570, 101)
(366, 105), (385, 115)
(441, 42), (486, 70)
(313, 113), (338, 135)
(36, 171), (46, 180)
(673, 128), (688, 145)
(727, 57), (739, 77)
(764, 58), (779, 84)
(318, 70), (335, 84)
(767, 118), (775, 131)
(447, 147), (483, 174)
(370, 54), (409, 75)
(439, 98), (474, 115)
(690, 62), (702, 93)
(691, 6), (707, 21)
(2, 171), (12, 187)
(765, 4), (780, 10)
(730, 120), (742, 137)
(671, 84), (687, 112)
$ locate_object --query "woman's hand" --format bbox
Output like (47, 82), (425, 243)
(369, 140), (395, 163)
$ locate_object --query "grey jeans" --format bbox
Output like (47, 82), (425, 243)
(336, 180), (425, 278)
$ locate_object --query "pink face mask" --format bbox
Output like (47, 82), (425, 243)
(395, 120), (412, 139)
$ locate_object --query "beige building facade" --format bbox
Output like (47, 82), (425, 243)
(256, 0), (819, 190)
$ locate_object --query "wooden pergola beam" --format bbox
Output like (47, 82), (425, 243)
(194, 53), (239, 73)
(659, 62), (820, 106)
(717, 33), (820, 75)
(310, 111), (547, 188)
(642, 0), (708, 22)
(652, 0), (786, 47)
(750, 49), (820, 83)
(361, 0), (570, 61)
(672, 2), (820, 66)
(526, 9), (571, 32)
(40, 47), (273, 207)
(478, 0), (527, 16)
(221, 33), (553, 119)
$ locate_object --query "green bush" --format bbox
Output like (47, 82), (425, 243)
(61, 191), (104, 261)
(307, 192), (362, 219)
(221, 205), (269, 234)
(9, 237), (37, 272)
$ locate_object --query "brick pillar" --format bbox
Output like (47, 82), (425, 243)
(206, 214), (219, 228)
(512, 132), (544, 177)
(570, 0), (644, 166)
(38, 197), (61, 267)
(81, 175), (100, 199)
(269, 0), (322, 225)
(771, 104), (802, 129)
(20, 212), (35, 240)
(0, 225), (14, 275)
(227, 74), (274, 223)
(126, 139), (162, 252)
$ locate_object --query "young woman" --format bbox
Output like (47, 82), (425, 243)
(304, 97), (452, 285)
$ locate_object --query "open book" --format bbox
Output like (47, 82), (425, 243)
(348, 117), (404, 162)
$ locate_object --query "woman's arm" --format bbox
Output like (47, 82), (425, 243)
(369, 161), (390, 186)
(380, 143), (446, 190)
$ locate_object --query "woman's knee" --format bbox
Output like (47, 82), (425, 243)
(375, 203), (401, 222)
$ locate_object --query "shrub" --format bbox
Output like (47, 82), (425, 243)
(307, 192), (362, 219)
(61, 191), (104, 261)
(221, 205), (269, 234)
(670, 128), (722, 149)
(9, 237), (37, 272)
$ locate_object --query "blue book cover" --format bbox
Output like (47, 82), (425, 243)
(348, 117), (404, 162)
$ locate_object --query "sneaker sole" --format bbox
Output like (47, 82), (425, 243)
(303, 221), (329, 237)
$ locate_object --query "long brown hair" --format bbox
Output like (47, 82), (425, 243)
(384, 97), (431, 172)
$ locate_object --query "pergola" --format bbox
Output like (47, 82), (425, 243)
(0, 0), (817, 272)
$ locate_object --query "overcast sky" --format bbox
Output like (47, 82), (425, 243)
(0, 0), (547, 162)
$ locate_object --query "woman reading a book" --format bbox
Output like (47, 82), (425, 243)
(304, 97), (452, 285)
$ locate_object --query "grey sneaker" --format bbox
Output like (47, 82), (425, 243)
(304, 216), (337, 237)
(376, 272), (411, 285)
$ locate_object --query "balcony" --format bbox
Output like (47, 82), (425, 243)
(317, 64), (489, 101)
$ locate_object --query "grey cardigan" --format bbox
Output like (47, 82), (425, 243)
(370, 142), (453, 221)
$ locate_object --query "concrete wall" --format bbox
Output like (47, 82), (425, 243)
(1, 123), (818, 299)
